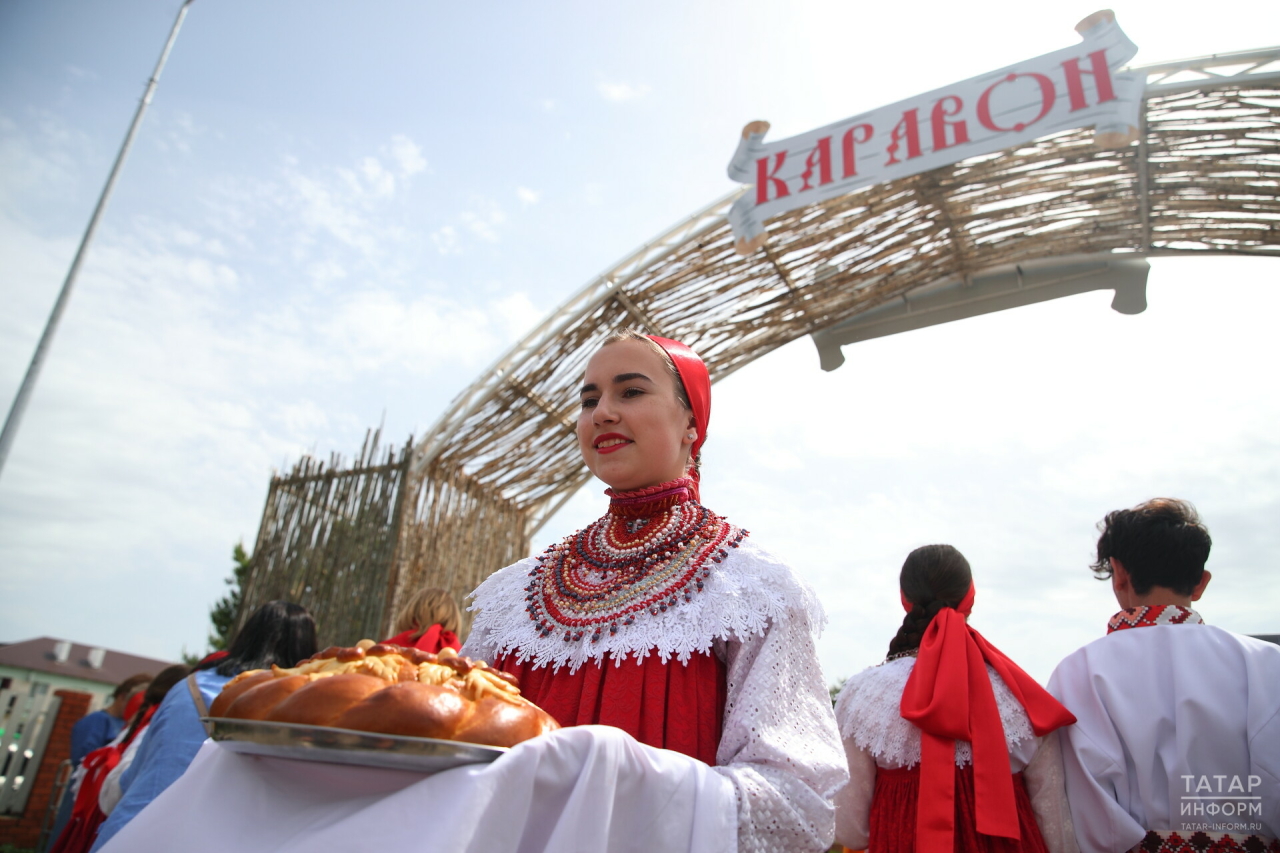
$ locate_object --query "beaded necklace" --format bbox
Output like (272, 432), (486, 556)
(524, 477), (747, 644)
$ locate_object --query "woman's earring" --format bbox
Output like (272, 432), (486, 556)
(687, 433), (697, 440)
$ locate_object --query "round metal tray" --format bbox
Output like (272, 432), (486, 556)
(203, 717), (507, 773)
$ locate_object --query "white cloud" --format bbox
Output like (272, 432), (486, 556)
(429, 197), (515, 253)
(597, 81), (651, 102)
(154, 111), (202, 156)
(266, 134), (434, 263)
(319, 288), (538, 373)
(460, 199), (506, 242)
(0, 109), (93, 202)
(516, 186), (540, 206)
(308, 258), (347, 286)
(431, 224), (460, 254)
(273, 400), (332, 436)
(286, 170), (376, 255)
(492, 292), (544, 341)
(387, 134), (427, 177)
(358, 156), (396, 197)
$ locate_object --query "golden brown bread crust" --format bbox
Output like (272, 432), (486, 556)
(222, 675), (310, 721)
(211, 644), (560, 748)
(208, 670), (274, 718)
(265, 673), (388, 727)
(333, 682), (469, 739)
(452, 695), (559, 749)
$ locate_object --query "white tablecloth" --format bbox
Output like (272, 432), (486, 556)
(98, 725), (738, 853)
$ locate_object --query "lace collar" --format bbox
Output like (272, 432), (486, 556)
(836, 657), (1037, 769)
(1107, 604), (1204, 634)
(467, 536), (828, 672)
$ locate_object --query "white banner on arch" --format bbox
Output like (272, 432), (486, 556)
(725, 12), (1142, 251)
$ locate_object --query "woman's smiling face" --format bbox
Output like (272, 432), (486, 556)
(576, 339), (696, 492)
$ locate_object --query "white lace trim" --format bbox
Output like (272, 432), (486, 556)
(465, 537), (826, 673)
(834, 656), (1036, 768)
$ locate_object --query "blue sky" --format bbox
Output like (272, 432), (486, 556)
(1, 0), (1277, 683)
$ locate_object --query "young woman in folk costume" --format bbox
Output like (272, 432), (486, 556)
(833, 545), (1079, 853)
(463, 330), (847, 853)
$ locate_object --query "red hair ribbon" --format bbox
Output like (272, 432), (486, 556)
(899, 583), (1076, 853)
(122, 689), (146, 723)
(646, 336), (710, 500)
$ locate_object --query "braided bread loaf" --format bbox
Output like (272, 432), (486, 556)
(209, 644), (559, 748)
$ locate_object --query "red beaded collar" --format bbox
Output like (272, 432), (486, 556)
(604, 477), (697, 519)
(524, 478), (746, 645)
(1107, 604), (1203, 634)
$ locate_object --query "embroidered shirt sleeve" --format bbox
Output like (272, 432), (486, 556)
(1023, 732), (1082, 853)
(711, 542), (848, 853)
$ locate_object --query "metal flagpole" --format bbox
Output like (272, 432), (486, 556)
(0, 0), (197, 480)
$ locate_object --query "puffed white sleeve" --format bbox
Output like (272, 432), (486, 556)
(832, 740), (875, 850)
(831, 675), (877, 850)
(711, 553), (849, 853)
(1023, 732), (1081, 853)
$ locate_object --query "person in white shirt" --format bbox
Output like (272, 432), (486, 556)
(1048, 498), (1280, 853)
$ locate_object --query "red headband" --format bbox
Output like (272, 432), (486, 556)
(646, 335), (710, 494)
(899, 582), (1076, 853)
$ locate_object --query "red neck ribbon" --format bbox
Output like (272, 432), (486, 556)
(385, 624), (462, 655)
(417, 623), (461, 654)
(899, 583), (1076, 853)
(646, 336), (710, 500)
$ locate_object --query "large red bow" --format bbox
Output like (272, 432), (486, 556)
(899, 584), (1075, 853)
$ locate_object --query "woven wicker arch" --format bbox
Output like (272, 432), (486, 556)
(241, 49), (1280, 646)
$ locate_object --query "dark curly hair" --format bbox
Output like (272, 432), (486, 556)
(1091, 498), (1211, 596)
(887, 544), (973, 659)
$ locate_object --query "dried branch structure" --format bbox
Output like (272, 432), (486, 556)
(239, 51), (1280, 647)
(238, 432), (415, 647)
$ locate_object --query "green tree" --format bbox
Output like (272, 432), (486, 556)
(829, 677), (847, 708)
(208, 542), (252, 651)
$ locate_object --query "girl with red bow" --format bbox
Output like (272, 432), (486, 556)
(464, 329), (847, 853)
(833, 545), (1079, 853)
(383, 586), (462, 654)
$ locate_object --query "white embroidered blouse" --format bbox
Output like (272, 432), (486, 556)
(464, 537), (849, 853)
